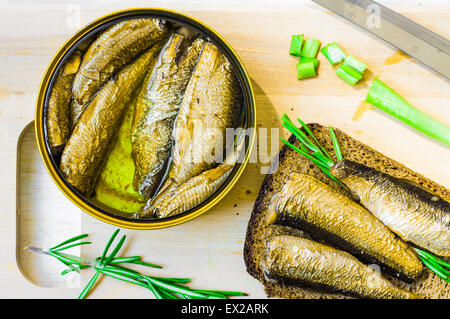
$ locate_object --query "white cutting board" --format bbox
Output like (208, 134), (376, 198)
(0, 0), (449, 298)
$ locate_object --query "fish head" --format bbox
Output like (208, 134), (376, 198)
(329, 159), (377, 203)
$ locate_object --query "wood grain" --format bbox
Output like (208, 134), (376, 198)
(0, 0), (448, 298)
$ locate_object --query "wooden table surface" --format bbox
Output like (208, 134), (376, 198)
(0, 0), (449, 298)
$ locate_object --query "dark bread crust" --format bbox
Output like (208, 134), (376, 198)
(243, 123), (450, 299)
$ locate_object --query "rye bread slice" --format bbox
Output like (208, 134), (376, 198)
(244, 123), (450, 299)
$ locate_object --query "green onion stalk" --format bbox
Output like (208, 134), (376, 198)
(366, 78), (450, 146)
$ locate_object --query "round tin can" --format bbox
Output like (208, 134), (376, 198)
(35, 8), (256, 229)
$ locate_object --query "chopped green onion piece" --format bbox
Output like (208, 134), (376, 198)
(296, 61), (317, 79)
(320, 42), (346, 65)
(299, 56), (319, 70)
(366, 78), (450, 146)
(343, 55), (367, 74)
(289, 34), (304, 57)
(335, 64), (362, 85)
(301, 38), (321, 58)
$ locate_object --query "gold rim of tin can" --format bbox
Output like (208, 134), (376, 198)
(35, 8), (256, 229)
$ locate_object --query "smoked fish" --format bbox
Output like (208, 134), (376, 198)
(263, 235), (419, 299)
(266, 172), (423, 282)
(46, 50), (82, 157)
(60, 44), (163, 195)
(163, 42), (241, 188)
(71, 18), (169, 125)
(141, 131), (245, 218)
(131, 35), (205, 197)
(330, 159), (450, 257)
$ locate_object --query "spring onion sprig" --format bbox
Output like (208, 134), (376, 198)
(29, 230), (247, 299)
(299, 56), (319, 69)
(281, 113), (450, 282)
(281, 114), (338, 183)
(290, 35), (321, 79)
(366, 78), (450, 146)
(415, 248), (450, 282)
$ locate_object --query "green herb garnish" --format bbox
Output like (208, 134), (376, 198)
(28, 230), (247, 299)
(280, 114), (338, 183)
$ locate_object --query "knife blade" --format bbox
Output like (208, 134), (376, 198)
(312, 0), (450, 79)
